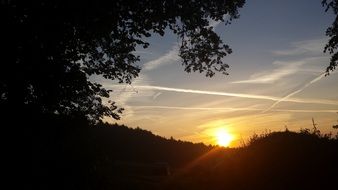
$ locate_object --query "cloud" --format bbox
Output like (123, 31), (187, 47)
(142, 20), (222, 71)
(107, 74), (155, 119)
(271, 38), (327, 56)
(133, 50), (154, 55)
(108, 84), (338, 106)
(232, 60), (305, 84)
(232, 56), (328, 84)
(111, 74), (151, 105)
(232, 38), (328, 84)
(143, 45), (180, 71)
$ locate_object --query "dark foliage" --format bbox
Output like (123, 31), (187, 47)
(1, 0), (245, 122)
(322, 0), (338, 73)
(165, 130), (338, 190)
(30, 116), (338, 189)
(31, 118), (212, 189)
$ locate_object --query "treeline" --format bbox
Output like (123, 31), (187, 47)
(30, 115), (212, 189)
(30, 115), (338, 189)
(89, 122), (212, 166)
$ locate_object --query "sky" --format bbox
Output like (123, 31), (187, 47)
(102, 0), (338, 147)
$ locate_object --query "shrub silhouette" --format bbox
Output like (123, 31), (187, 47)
(164, 129), (338, 190)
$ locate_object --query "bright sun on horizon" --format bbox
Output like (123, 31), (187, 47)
(215, 128), (234, 147)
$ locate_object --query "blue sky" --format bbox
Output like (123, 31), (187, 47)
(103, 0), (338, 146)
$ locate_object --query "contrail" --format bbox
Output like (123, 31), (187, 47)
(263, 72), (333, 112)
(132, 105), (261, 111)
(110, 85), (338, 106)
(132, 105), (338, 113)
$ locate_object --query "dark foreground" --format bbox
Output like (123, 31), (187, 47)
(30, 116), (338, 189)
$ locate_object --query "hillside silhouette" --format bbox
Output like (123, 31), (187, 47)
(31, 116), (338, 189)
(164, 129), (338, 190)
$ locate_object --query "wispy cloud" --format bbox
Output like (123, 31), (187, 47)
(232, 56), (328, 84)
(143, 20), (222, 71)
(111, 74), (150, 105)
(143, 45), (180, 71)
(109, 84), (338, 106)
(271, 38), (326, 56)
(133, 50), (154, 55)
(232, 60), (305, 84)
(233, 38), (328, 84)
(108, 74), (155, 118)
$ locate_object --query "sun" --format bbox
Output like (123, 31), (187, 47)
(215, 129), (234, 147)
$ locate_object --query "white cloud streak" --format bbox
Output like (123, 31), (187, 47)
(132, 105), (338, 113)
(271, 38), (326, 56)
(263, 72), (332, 112)
(142, 20), (222, 71)
(143, 45), (180, 71)
(232, 60), (305, 84)
(232, 57), (327, 84)
(109, 84), (338, 106)
(233, 38), (328, 84)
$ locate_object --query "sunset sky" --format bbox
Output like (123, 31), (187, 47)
(102, 0), (338, 147)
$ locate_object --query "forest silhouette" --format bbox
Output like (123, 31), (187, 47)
(30, 115), (338, 189)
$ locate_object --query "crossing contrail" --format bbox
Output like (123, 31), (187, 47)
(263, 72), (334, 112)
(109, 84), (338, 106)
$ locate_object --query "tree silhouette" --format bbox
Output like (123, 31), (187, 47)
(322, 0), (338, 73)
(1, 1), (245, 122)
